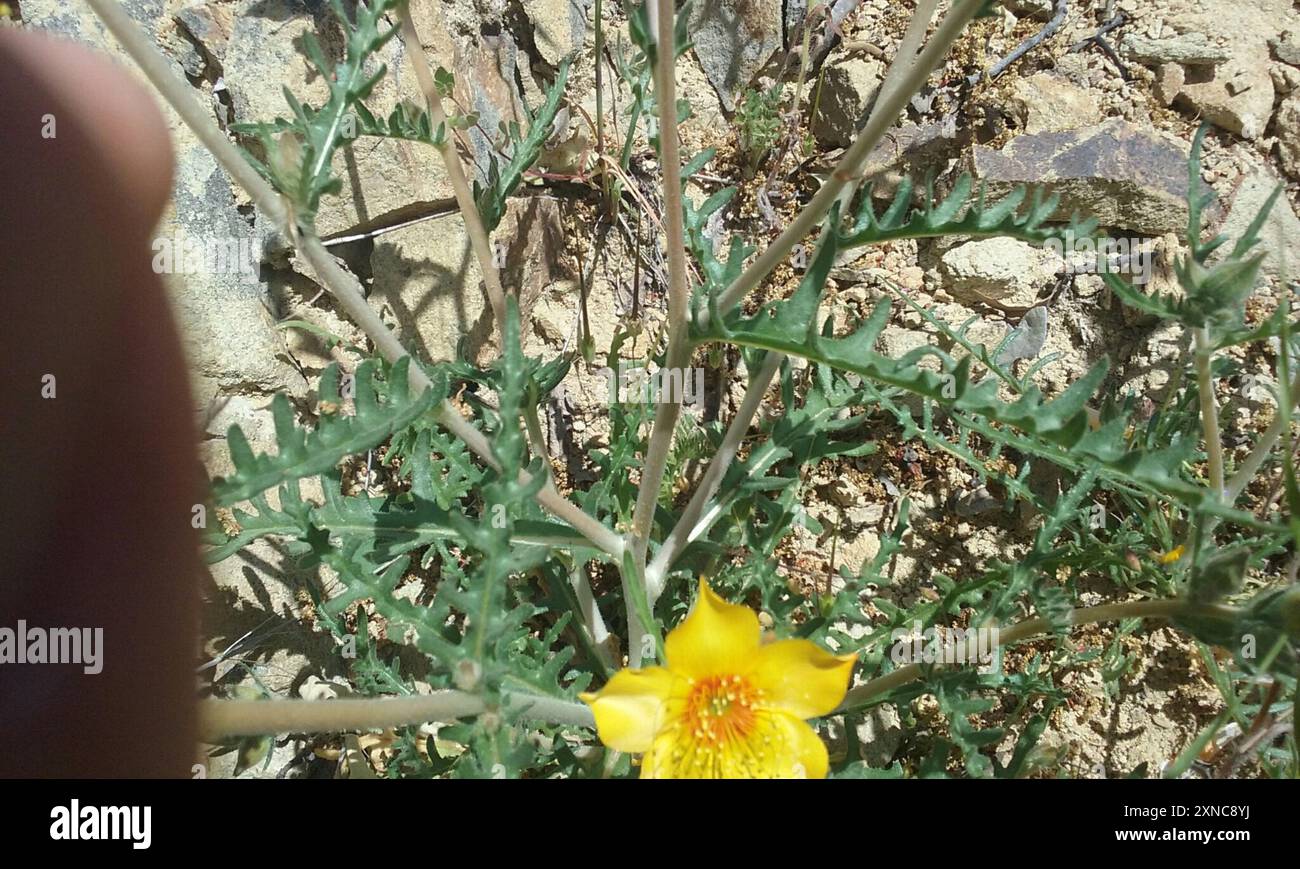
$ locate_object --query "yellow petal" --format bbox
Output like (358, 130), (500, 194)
(747, 639), (857, 719)
(664, 579), (760, 679)
(767, 711), (831, 779)
(580, 666), (677, 753)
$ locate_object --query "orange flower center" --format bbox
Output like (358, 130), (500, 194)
(682, 674), (761, 746)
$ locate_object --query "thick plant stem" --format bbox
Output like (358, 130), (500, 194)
(398, 6), (507, 328)
(571, 562), (616, 669)
(646, 351), (784, 596)
(1195, 327), (1225, 499)
(700, 0), (979, 329)
(199, 690), (595, 739)
(836, 598), (1238, 711)
(630, 0), (691, 563)
(84, 0), (621, 559)
(630, 0), (691, 557)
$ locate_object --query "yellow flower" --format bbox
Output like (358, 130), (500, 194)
(580, 580), (856, 778)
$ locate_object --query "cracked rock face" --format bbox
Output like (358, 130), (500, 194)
(973, 119), (1203, 236)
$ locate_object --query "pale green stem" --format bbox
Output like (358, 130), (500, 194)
(831, 0), (937, 216)
(1224, 369), (1300, 504)
(645, 351), (784, 597)
(200, 689), (594, 739)
(1195, 327), (1225, 499)
(398, 7), (507, 328)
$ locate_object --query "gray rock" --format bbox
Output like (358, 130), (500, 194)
(1271, 32), (1300, 67)
(939, 238), (1061, 312)
(860, 118), (960, 185)
(174, 2), (235, 73)
(1275, 92), (1300, 178)
(220, 1), (329, 133)
(689, 0), (784, 112)
(1007, 72), (1100, 135)
(525, 0), (587, 67)
(213, 1), (469, 240)
(810, 57), (883, 148)
(1121, 32), (1230, 66)
(1211, 168), (1300, 282)
(1175, 53), (1274, 141)
(856, 703), (903, 768)
(996, 306), (1049, 365)
(161, 23), (207, 78)
(973, 119), (1203, 236)
(1154, 63), (1185, 106)
(369, 195), (565, 365)
(452, 28), (532, 185)
(167, 143), (301, 394)
(1271, 61), (1300, 95)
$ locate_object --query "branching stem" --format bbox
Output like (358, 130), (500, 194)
(701, 0), (980, 328)
(646, 351), (783, 596)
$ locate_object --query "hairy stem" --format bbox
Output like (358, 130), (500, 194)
(1195, 327), (1226, 499)
(837, 598), (1238, 711)
(85, 0), (621, 558)
(199, 689), (594, 740)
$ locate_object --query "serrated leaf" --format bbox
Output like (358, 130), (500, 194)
(210, 358), (442, 506)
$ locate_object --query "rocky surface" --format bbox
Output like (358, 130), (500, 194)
(973, 120), (1200, 235)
